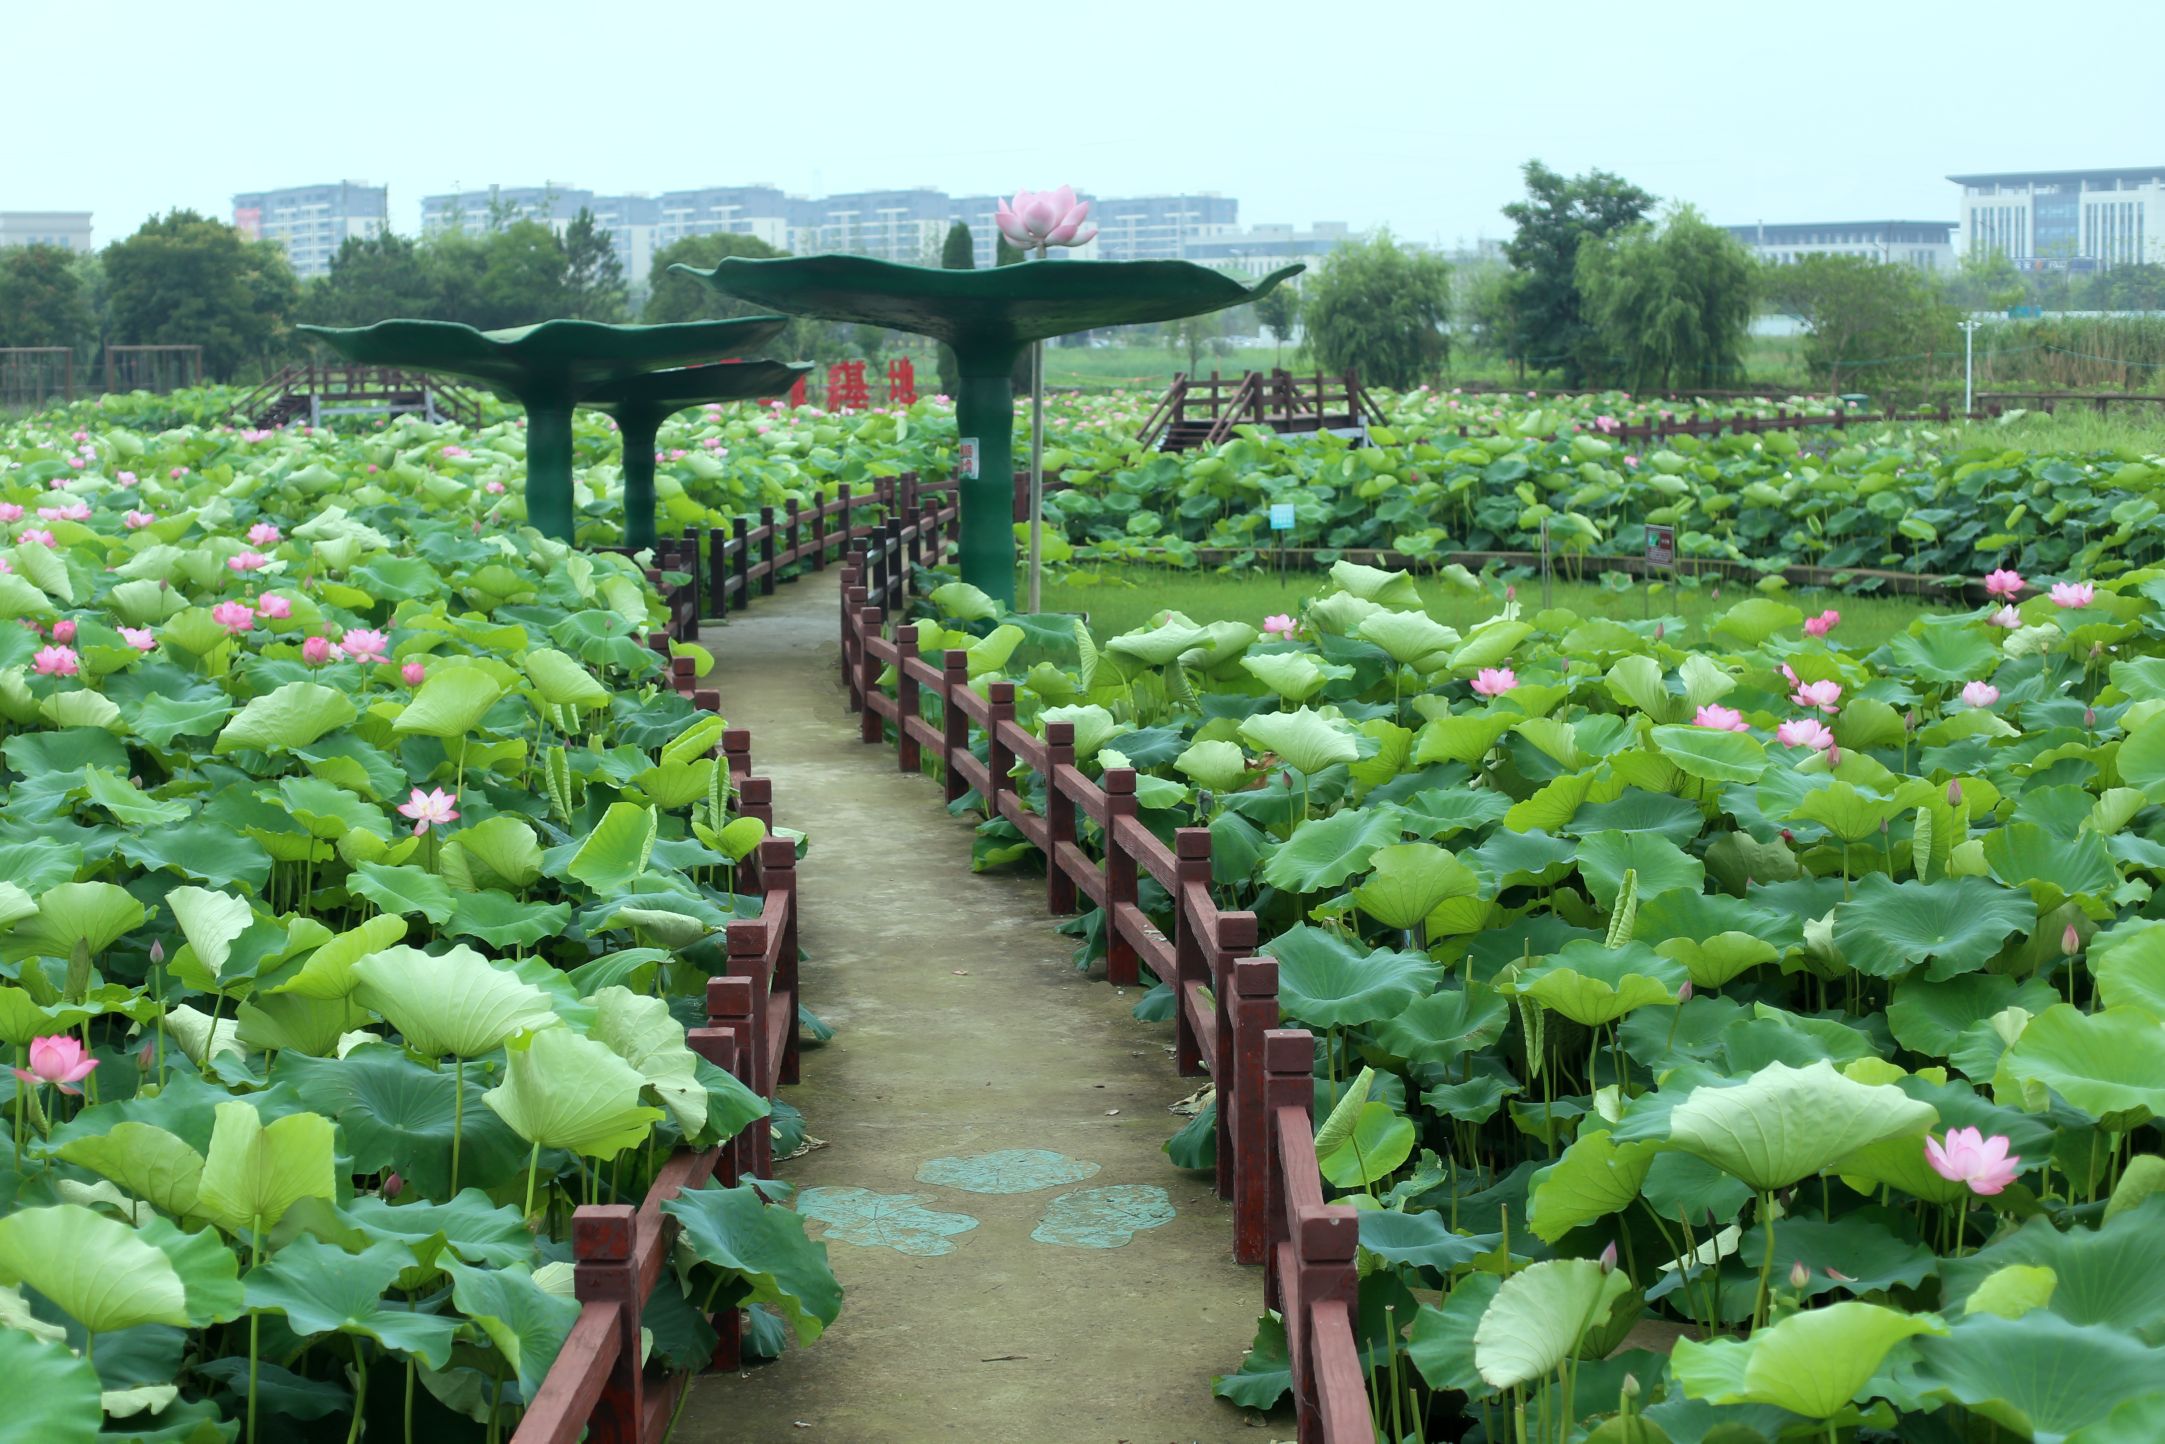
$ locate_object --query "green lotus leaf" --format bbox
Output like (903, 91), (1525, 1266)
(929, 581), (1000, 623)
(448, 815), (543, 892)
(482, 1026), (664, 1157)
(0, 1204), (189, 1332)
(1358, 610), (1461, 670)
(1449, 620), (1533, 674)
(0, 1328), (103, 1444)
(1372, 987), (1511, 1067)
(1105, 619), (1211, 669)
(1514, 939), (1689, 1027)
(166, 886), (255, 981)
(1173, 739), (1248, 794)
(14, 881), (143, 960)
(1965, 1264), (2058, 1319)
(268, 915), (410, 999)
(1887, 616), (2003, 683)
(80, 766), (189, 828)
(2001, 1005), (2165, 1123)
(343, 1190), (534, 1273)
(566, 801), (658, 894)
(1356, 1211), (1507, 1277)
(55, 1122), (205, 1219)
(1262, 806), (1404, 893)
(443, 1260), (581, 1399)
(1528, 1130), (1659, 1243)
(1939, 1198), (2165, 1342)
(1263, 925), (1439, 1030)
(1329, 560), (1424, 607)
(1239, 650), (1351, 703)
(587, 985), (708, 1135)
(212, 681), (357, 754)
(1472, 1258), (1632, 1390)
(1711, 597), (1803, 645)
(1831, 874), (2035, 981)
(1351, 842), (1482, 931)
(1407, 1272), (1503, 1395)
(393, 667), (505, 739)
(350, 943), (560, 1061)
(195, 1100), (336, 1235)
(1914, 1314), (2165, 1444)
(1667, 1060), (1938, 1191)
(1649, 723), (1768, 785)
(134, 1212), (246, 1326)
(661, 1182), (842, 1343)
(520, 646), (609, 708)
(1575, 830), (1703, 910)
(1671, 1301), (1945, 1419)
(445, 891), (570, 949)
(244, 1237), (458, 1368)
(280, 1043), (529, 1198)
(1786, 780), (1905, 843)
(1984, 821), (2120, 901)
(1238, 707), (1360, 776)
(1885, 973), (2059, 1057)
(1319, 1101), (1415, 1187)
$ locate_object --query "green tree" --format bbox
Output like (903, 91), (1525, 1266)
(103, 210), (299, 380)
(642, 233), (787, 324)
(1300, 231), (1451, 390)
(0, 244), (94, 352)
(297, 234), (439, 327)
(1761, 253), (1958, 391)
(473, 220), (571, 329)
(1945, 251), (2026, 313)
(1500, 161), (1656, 383)
(563, 208), (626, 321)
(1252, 282), (1300, 366)
(937, 222), (976, 396)
(1575, 206), (1755, 391)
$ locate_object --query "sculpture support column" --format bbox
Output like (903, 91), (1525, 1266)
(617, 404), (662, 550)
(953, 349), (1019, 607)
(525, 396), (577, 543)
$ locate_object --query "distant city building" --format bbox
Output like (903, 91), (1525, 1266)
(1184, 221), (1355, 276)
(1724, 220), (1955, 271)
(789, 189), (952, 264)
(590, 194), (661, 289)
(1950, 167), (2165, 270)
(419, 185), (595, 237)
(1090, 194), (1239, 262)
(654, 186), (791, 254)
(0, 211), (93, 253)
(230, 184), (386, 280)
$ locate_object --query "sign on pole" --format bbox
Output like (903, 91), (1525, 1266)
(958, 437), (980, 480)
(1644, 524), (1675, 567)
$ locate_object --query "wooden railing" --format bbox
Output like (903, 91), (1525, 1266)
(513, 647), (802, 1444)
(836, 528), (1366, 1436)
(1977, 390), (2165, 415)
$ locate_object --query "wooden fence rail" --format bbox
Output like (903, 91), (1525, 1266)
(512, 634), (802, 1444)
(836, 521), (1366, 1441)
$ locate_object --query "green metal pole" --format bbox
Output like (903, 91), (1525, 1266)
(523, 395), (577, 543)
(617, 404), (661, 550)
(953, 347), (1019, 606)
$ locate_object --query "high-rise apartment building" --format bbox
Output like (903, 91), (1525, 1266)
(230, 183), (386, 279)
(0, 212), (93, 254)
(419, 185), (596, 237)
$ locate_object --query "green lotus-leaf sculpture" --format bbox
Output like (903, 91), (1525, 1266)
(673, 254), (1303, 602)
(297, 317), (790, 541)
(584, 360), (811, 548)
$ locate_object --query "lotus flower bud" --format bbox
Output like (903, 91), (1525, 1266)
(2063, 923), (2080, 956)
(1879, 817), (1889, 835)
(137, 1038), (156, 1071)
(2086, 707), (2097, 729)
(1677, 980), (1694, 1004)
(1505, 584), (1516, 601)
(1779, 828), (1794, 844)
(1905, 708), (1920, 733)
(2091, 643), (2103, 659)
(1655, 623), (1665, 641)
(1826, 743), (1841, 766)
(149, 939), (165, 966)
(1621, 1374), (1641, 1401)
(1789, 1260), (1811, 1290)
(1947, 779), (1962, 806)
(1599, 1240), (1618, 1273)
(383, 1172), (404, 1201)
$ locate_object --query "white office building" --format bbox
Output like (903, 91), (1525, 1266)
(1724, 220), (1955, 271)
(231, 184), (387, 279)
(0, 212), (93, 254)
(1951, 167), (2165, 270)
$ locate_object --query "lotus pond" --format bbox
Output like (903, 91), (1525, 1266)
(895, 552), (2165, 1443)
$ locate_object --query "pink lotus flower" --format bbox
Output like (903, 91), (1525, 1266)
(302, 635), (337, 665)
(119, 627), (156, 652)
(2050, 582), (2093, 609)
(339, 628), (388, 663)
(0, 503), (20, 523)
(1777, 717), (1835, 750)
(16, 529), (55, 547)
(228, 550), (269, 572)
(32, 645), (78, 676)
(994, 186), (1097, 254)
(39, 502), (90, 522)
(1924, 1126), (2020, 1195)
(1988, 606), (2020, 629)
(123, 509), (156, 529)
(116, 470), (137, 487)
(169, 467), (187, 479)
(1471, 666), (1517, 697)
(1802, 609), (1840, 638)
(397, 786), (460, 835)
(401, 660), (427, 686)
(1694, 704), (1749, 731)
(1262, 613), (1296, 637)
(50, 619), (75, 644)
(1961, 681), (2000, 707)
(12, 1034), (98, 1095)
(257, 593), (292, 621)
(211, 601), (255, 633)
(441, 445), (469, 459)
(484, 480), (506, 495)
(1984, 569), (2024, 598)
(248, 523), (282, 546)
(1790, 679), (1842, 713)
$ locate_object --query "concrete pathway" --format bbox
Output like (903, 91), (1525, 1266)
(675, 574), (1263, 1444)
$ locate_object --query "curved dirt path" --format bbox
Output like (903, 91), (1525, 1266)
(674, 574), (1262, 1443)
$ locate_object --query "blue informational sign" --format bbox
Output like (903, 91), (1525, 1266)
(1269, 503), (1296, 531)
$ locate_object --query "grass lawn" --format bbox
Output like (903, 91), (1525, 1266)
(1023, 562), (1944, 651)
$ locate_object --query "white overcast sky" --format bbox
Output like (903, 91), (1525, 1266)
(13, 0), (2162, 248)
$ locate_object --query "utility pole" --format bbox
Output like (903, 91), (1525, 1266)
(1959, 319), (1983, 415)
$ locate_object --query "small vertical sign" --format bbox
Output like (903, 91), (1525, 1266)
(1268, 503), (1296, 532)
(1644, 524), (1676, 567)
(958, 437), (980, 480)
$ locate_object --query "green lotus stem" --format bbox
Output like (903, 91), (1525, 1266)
(247, 1216), (263, 1444)
(404, 1354), (415, 1444)
(1752, 1190), (1779, 1330)
(345, 1336), (369, 1444)
(451, 1058), (465, 1194)
(523, 1140), (541, 1222)
(1385, 1303), (1405, 1443)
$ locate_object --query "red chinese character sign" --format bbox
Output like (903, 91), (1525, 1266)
(886, 356), (916, 407)
(826, 360), (870, 413)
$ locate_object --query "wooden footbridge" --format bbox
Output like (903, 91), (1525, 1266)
(1137, 369), (1384, 451)
(229, 362), (485, 429)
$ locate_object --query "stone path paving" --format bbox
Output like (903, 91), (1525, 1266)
(674, 573), (1262, 1443)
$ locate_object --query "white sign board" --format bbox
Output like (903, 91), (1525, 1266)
(1269, 502), (1297, 531)
(958, 437), (980, 480)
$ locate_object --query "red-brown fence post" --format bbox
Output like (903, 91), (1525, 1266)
(708, 524), (728, 619)
(705, 977), (759, 1183)
(1044, 720), (1078, 915)
(785, 497), (802, 565)
(759, 506), (778, 596)
(1173, 828), (1212, 1077)
(573, 1205), (641, 1444)
(739, 777), (773, 895)
(1262, 1028), (1313, 1308)
(896, 626), (923, 773)
(683, 1020), (747, 1372)
(1211, 910), (1259, 1203)
(1102, 768), (1140, 986)
(810, 492), (828, 570)
(726, 918), (775, 1167)
(837, 482), (854, 549)
(722, 728), (753, 783)
(731, 515), (750, 608)
(985, 681), (1018, 821)
(764, 835), (801, 1086)
(842, 567), (866, 704)
(1229, 958), (1279, 1265)
(858, 606), (884, 745)
(940, 649), (971, 804)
